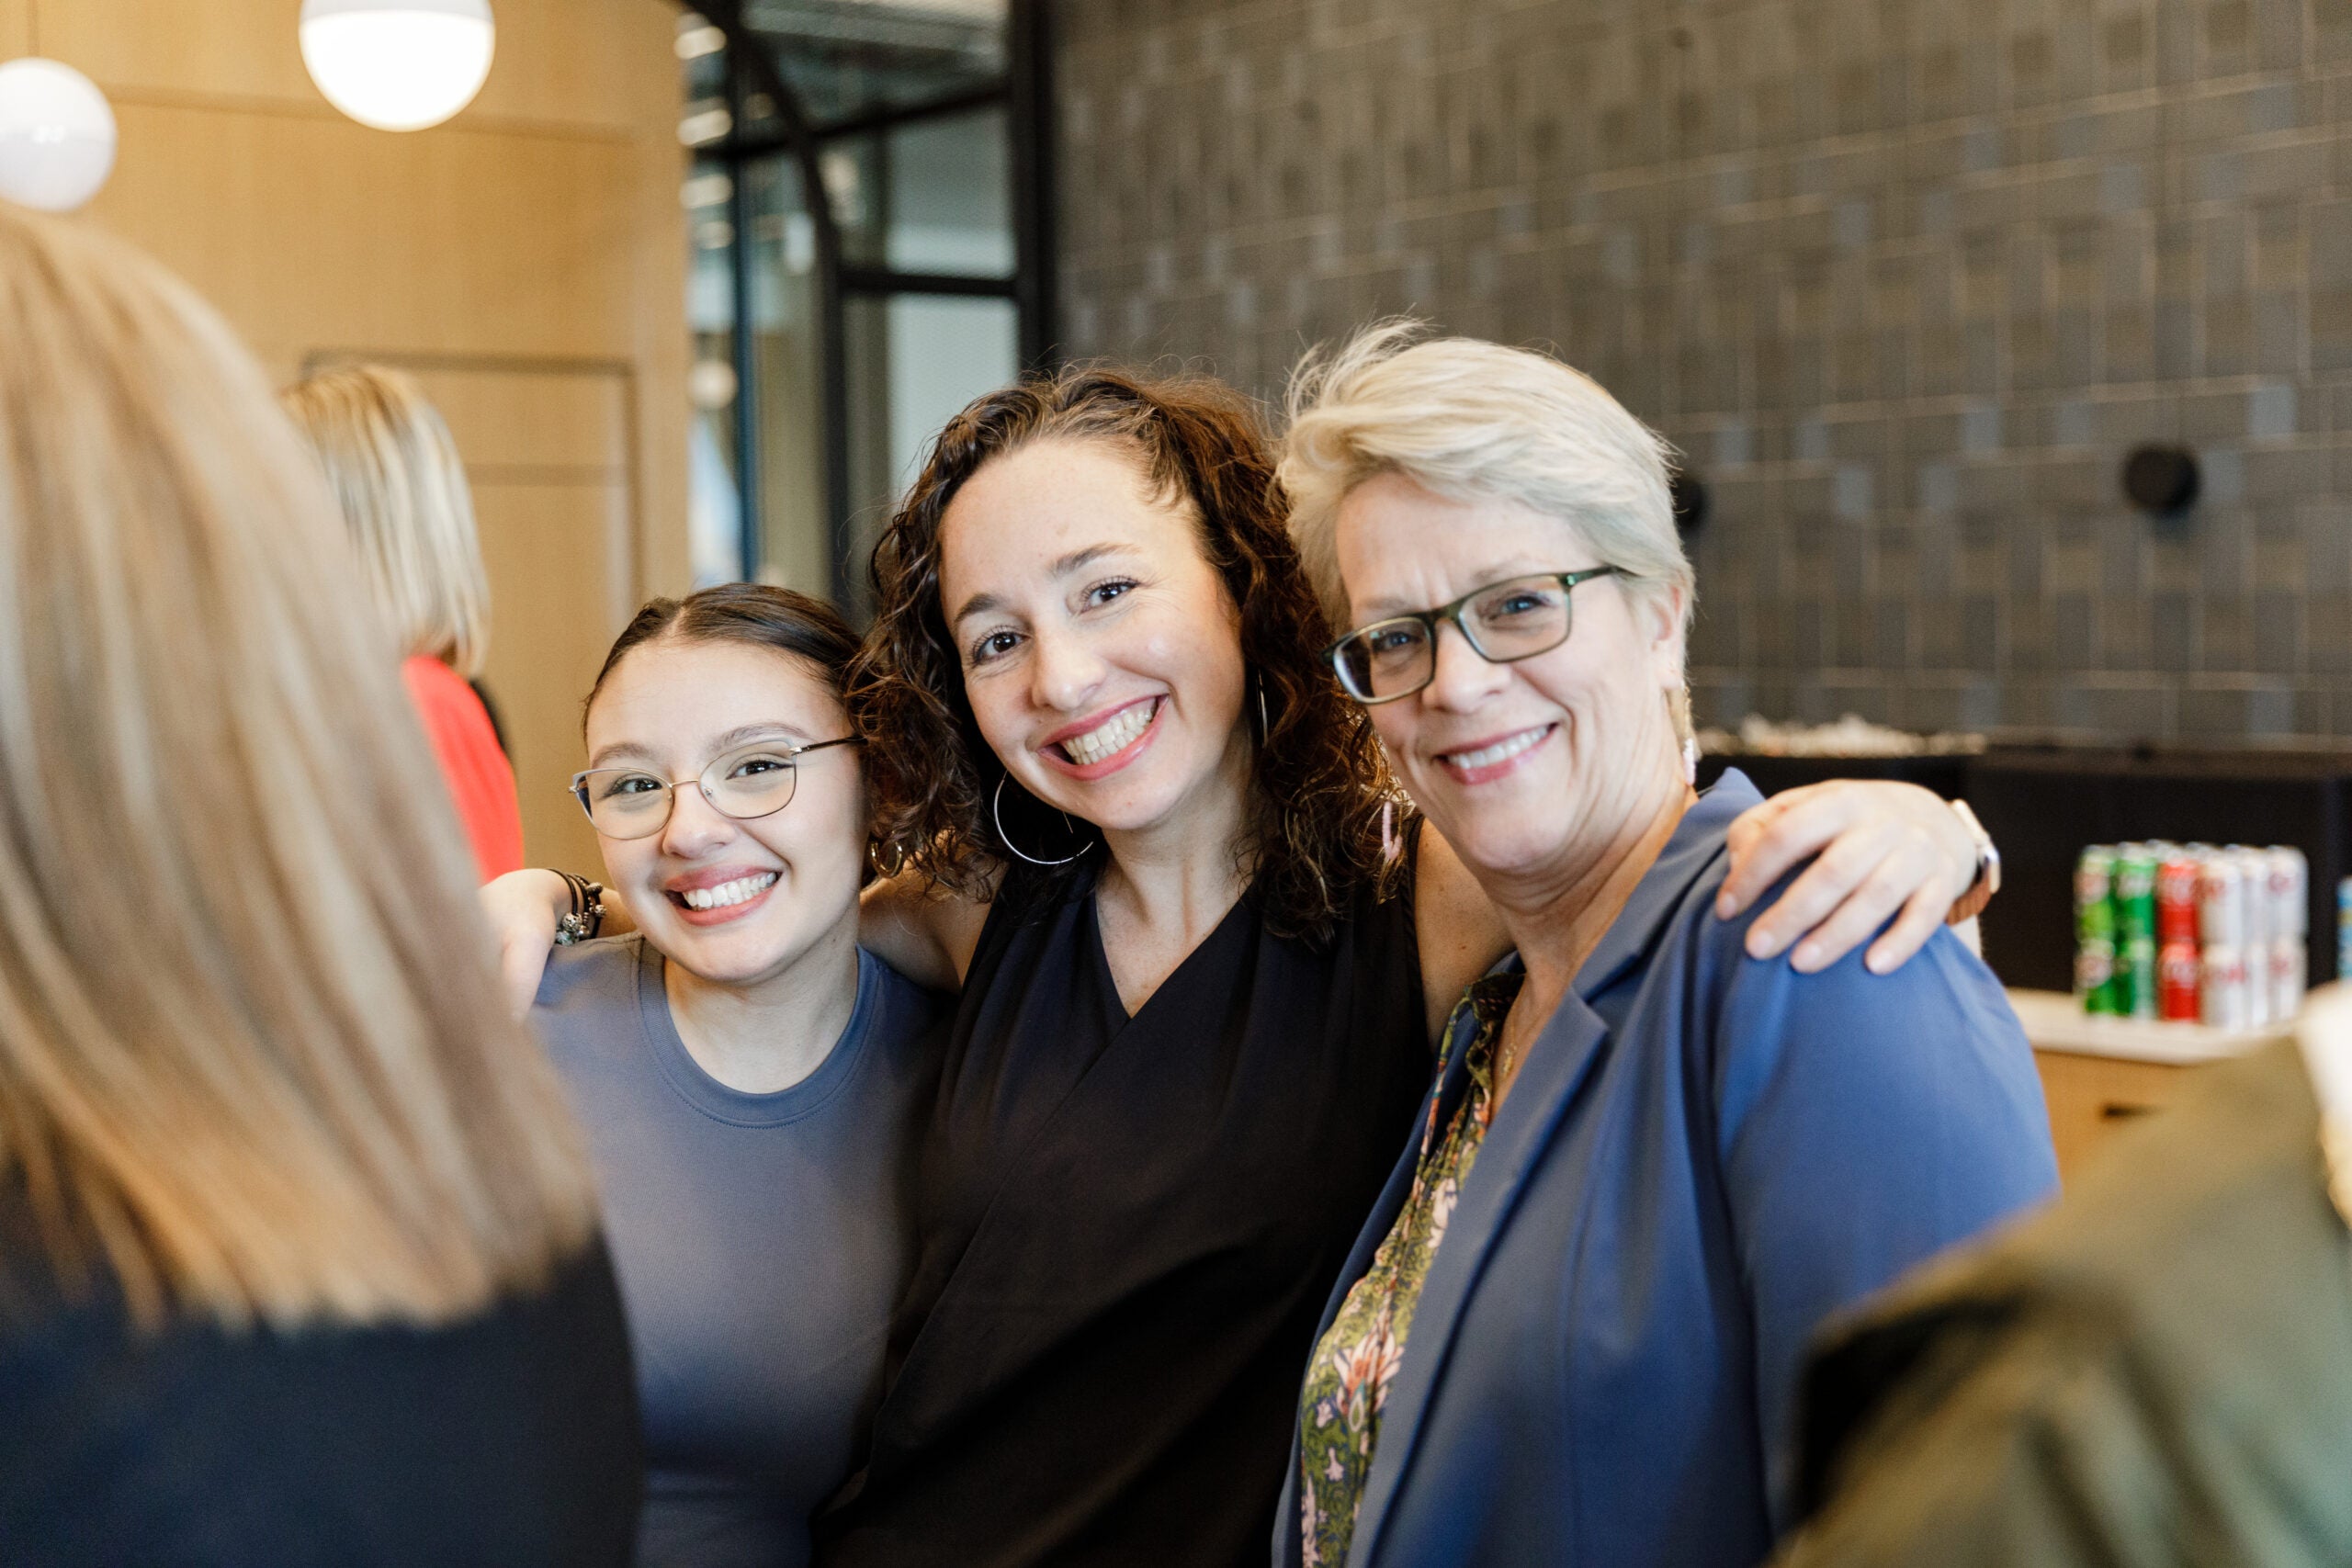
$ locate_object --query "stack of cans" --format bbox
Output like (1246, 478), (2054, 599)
(2075, 842), (2306, 1028)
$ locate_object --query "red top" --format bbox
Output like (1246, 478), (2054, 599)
(401, 655), (526, 882)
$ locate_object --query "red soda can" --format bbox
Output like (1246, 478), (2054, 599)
(2158, 940), (2201, 1021)
(2156, 855), (2200, 945)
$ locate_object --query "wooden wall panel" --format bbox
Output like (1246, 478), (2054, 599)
(474, 479), (634, 874)
(42, 0), (667, 134)
(91, 107), (649, 376)
(2033, 1050), (2199, 1186)
(23, 0), (692, 879)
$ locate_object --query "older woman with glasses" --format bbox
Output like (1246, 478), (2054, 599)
(1272, 325), (2059, 1568)
(530, 584), (947, 1568)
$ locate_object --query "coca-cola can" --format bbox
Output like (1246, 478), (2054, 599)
(2267, 846), (2309, 938)
(2270, 935), (2306, 1023)
(2235, 848), (2275, 1026)
(2156, 854), (2201, 945)
(2158, 940), (2201, 1021)
(2201, 943), (2251, 1031)
(2198, 850), (2247, 949)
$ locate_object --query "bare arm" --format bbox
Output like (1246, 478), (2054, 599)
(1413, 825), (1512, 1043)
(481, 863), (992, 1016)
(479, 869), (635, 1020)
(858, 867), (990, 992)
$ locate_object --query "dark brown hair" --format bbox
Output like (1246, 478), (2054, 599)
(586, 582), (862, 724)
(849, 364), (1405, 942)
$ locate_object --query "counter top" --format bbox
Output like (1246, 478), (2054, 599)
(2007, 987), (2292, 1066)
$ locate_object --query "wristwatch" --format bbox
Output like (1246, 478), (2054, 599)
(1945, 800), (2001, 924)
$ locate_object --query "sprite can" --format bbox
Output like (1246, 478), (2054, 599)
(2076, 846), (2118, 1014)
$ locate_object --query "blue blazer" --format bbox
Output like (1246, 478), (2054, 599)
(1273, 771), (2059, 1568)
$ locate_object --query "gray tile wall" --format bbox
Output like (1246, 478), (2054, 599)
(1055, 0), (2352, 744)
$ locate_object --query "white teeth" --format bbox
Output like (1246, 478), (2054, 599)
(1443, 728), (1549, 771)
(681, 873), (777, 910)
(1059, 700), (1155, 766)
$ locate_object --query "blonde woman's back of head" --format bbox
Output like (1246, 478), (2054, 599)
(280, 363), (491, 677)
(0, 204), (596, 1332)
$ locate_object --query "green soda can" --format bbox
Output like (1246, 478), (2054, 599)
(2120, 933), (2158, 1019)
(2076, 846), (2119, 1014)
(2115, 847), (2159, 944)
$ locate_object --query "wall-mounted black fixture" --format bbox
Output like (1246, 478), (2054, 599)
(2121, 444), (2199, 517)
(1669, 469), (1710, 535)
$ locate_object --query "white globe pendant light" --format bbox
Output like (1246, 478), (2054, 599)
(300, 0), (496, 132)
(0, 58), (117, 212)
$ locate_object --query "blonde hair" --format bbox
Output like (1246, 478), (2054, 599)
(0, 205), (598, 1332)
(280, 364), (491, 677)
(1280, 321), (1698, 740)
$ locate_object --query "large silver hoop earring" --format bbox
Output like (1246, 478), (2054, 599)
(992, 774), (1091, 867)
(1256, 674), (1272, 744)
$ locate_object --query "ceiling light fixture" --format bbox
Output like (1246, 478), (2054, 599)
(300, 0), (495, 132)
(0, 58), (118, 212)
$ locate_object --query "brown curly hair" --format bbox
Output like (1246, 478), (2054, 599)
(848, 364), (1407, 943)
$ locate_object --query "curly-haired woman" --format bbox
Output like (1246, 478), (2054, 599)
(487, 367), (1992, 1568)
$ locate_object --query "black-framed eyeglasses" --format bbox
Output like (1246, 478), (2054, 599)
(1327, 567), (1629, 705)
(570, 736), (860, 840)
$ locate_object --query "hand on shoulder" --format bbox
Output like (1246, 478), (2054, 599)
(1716, 780), (1980, 977)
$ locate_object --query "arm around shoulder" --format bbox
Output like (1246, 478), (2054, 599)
(1411, 823), (1513, 1044)
(859, 868), (989, 992)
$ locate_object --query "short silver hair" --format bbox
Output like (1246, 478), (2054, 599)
(1280, 321), (1696, 738)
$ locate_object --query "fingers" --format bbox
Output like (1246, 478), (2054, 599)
(1781, 834), (1945, 972)
(1742, 817), (1899, 960)
(1716, 785), (1854, 919)
(1865, 885), (1957, 976)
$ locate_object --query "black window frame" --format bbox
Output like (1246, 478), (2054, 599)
(682, 0), (1057, 605)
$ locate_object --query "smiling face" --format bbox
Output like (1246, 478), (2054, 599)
(1335, 471), (1688, 894)
(582, 636), (865, 988)
(939, 436), (1250, 846)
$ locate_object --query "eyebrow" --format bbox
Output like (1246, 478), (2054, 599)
(949, 543), (1125, 627)
(585, 722), (817, 772)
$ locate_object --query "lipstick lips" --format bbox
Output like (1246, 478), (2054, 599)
(1432, 722), (1557, 785)
(1037, 695), (1165, 781)
(662, 867), (781, 927)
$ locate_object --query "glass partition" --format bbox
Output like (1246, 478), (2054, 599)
(681, 0), (1046, 607)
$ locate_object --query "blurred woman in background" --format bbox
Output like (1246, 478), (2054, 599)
(0, 206), (638, 1564)
(283, 363), (525, 879)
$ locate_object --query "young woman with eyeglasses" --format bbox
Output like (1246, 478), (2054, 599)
(530, 585), (946, 1568)
(488, 367), (1996, 1568)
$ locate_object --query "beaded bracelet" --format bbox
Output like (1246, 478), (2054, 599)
(553, 871), (605, 946)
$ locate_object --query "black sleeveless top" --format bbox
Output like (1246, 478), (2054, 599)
(815, 861), (1430, 1568)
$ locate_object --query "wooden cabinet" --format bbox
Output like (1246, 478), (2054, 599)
(2032, 1049), (2199, 1184)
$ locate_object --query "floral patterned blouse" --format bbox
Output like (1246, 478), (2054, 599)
(1295, 971), (1521, 1567)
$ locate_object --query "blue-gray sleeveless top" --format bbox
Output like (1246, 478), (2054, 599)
(535, 936), (947, 1568)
